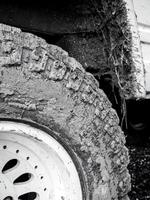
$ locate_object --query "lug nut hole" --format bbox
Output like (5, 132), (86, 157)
(4, 196), (13, 200)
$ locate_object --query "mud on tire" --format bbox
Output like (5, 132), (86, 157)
(0, 24), (131, 200)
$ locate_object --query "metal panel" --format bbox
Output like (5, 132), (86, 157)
(133, 0), (150, 95)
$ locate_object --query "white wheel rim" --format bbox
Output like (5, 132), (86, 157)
(0, 121), (83, 200)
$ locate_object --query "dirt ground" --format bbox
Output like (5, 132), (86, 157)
(128, 145), (150, 200)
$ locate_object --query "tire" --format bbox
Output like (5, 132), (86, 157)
(0, 24), (131, 200)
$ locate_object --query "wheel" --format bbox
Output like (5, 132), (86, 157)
(0, 23), (130, 200)
(0, 121), (82, 200)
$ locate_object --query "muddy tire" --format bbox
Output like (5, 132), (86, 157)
(0, 24), (130, 200)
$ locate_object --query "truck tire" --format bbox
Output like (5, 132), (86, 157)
(0, 24), (130, 200)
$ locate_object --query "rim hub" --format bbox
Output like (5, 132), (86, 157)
(0, 173), (15, 198)
(0, 121), (83, 200)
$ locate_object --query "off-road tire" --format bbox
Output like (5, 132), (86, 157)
(0, 24), (131, 200)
